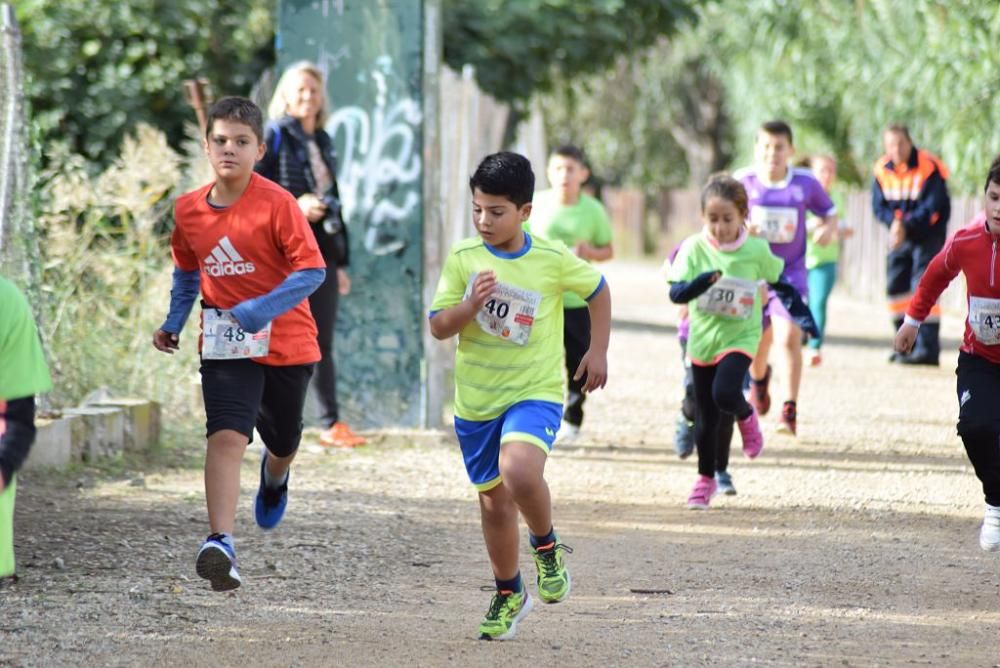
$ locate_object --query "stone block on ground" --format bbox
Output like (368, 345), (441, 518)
(88, 398), (161, 453)
(23, 415), (79, 470)
(61, 406), (126, 462)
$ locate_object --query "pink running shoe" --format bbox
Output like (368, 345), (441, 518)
(686, 475), (717, 510)
(737, 408), (764, 459)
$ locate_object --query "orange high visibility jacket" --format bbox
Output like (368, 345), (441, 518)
(872, 147), (951, 240)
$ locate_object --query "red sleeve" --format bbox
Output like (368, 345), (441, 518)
(170, 218), (199, 272)
(906, 237), (959, 321)
(274, 195), (326, 271)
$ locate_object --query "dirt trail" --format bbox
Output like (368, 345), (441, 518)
(3, 260), (999, 667)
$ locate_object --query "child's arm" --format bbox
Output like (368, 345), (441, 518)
(895, 239), (960, 353)
(668, 270), (721, 304)
(575, 283), (611, 392)
(0, 397), (36, 492)
(231, 268), (326, 334)
(153, 267), (200, 353)
(575, 241), (613, 261)
(429, 271), (496, 340)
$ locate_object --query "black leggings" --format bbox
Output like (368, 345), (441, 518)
(691, 353), (753, 478)
(308, 266), (341, 427)
(563, 307), (591, 427)
(956, 352), (1000, 506)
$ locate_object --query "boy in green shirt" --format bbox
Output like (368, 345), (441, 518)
(429, 151), (611, 640)
(525, 145), (613, 441)
(0, 275), (53, 582)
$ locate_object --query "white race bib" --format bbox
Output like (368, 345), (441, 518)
(969, 296), (1000, 345)
(752, 206), (798, 244)
(696, 276), (758, 320)
(465, 275), (542, 346)
(202, 308), (271, 359)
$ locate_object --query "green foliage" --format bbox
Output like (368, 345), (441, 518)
(686, 0), (1000, 191)
(442, 0), (700, 115)
(13, 0), (275, 165)
(34, 125), (202, 419)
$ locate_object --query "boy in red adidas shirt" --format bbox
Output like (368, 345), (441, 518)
(895, 155), (1000, 553)
(153, 97), (326, 590)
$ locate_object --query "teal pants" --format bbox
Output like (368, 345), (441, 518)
(0, 475), (16, 578)
(807, 262), (837, 349)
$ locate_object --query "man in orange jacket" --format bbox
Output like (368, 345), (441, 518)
(872, 124), (951, 365)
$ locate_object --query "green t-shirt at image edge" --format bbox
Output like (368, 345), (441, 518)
(0, 276), (52, 401)
(525, 190), (612, 309)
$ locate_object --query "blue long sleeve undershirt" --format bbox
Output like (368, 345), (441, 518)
(230, 268), (325, 333)
(160, 267), (200, 334)
(160, 267), (326, 335)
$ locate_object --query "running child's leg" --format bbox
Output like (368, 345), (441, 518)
(479, 484), (522, 581)
(691, 363), (720, 478)
(0, 476), (17, 578)
(253, 364), (314, 530)
(807, 262), (836, 351)
(712, 352), (763, 458)
(497, 401), (570, 604)
(205, 429), (251, 534)
(955, 352), (1000, 551)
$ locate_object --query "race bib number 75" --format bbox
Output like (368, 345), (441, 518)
(751, 206), (798, 244)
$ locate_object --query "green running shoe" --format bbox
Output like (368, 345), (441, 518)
(478, 589), (534, 640)
(531, 541), (573, 603)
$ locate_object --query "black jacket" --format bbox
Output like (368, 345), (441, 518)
(255, 115), (350, 266)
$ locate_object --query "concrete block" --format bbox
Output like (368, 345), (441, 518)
(62, 406), (125, 462)
(89, 398), (161, 453)
(23, 415), (78, 470)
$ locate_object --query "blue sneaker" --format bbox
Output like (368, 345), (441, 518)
(715, 470), (737, 496)
(195, 533), (241, 591)
(254, 450), (288, 530)
(674, 413), (695, 459)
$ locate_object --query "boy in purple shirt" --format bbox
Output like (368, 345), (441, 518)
(735, 120), (837, 435)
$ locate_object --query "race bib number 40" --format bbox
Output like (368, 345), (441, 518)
(969, 296), (1000, 345)
(465, 275), (542, 346)
(696, 276), (758, 320)
(752, 206), (799, 244)
(202, 308), (271, 359)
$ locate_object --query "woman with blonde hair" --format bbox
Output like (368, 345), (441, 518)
(256, 61), (365, 448)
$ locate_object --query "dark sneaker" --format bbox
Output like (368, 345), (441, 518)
(748, 364), (772, 416)
(531, 540), (573, 603)
(478, 589), (534, 640)
(195, 533), (240, 591)
(777, 401), (797, 436)
(254, 450), (288, 530)
(715, 470), (737, 496)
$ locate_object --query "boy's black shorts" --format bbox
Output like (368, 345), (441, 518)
(199, 358), (314, 457)
(956, 351), (1000, 436)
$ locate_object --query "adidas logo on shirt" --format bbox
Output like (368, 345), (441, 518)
(203, 236), (256, 276)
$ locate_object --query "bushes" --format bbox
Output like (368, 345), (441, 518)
(35, 123), (208, 420)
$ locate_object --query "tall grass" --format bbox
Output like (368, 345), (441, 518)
(36, 123), (210, 422)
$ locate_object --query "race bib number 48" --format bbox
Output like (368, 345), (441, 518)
(465, 275), (542, 346)
(752, 206), (799, 244)
(696, 276), (758, 320)
(202, 308), (271, 359)
(969, 296), (1000, 345)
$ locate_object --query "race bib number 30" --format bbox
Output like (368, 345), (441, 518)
(465, 275), (542, 346)
(969, 296), (1000, 345)
(202, 308), (271, 359)
(752, 206), (799, 244)
(696, 276), (758, 320)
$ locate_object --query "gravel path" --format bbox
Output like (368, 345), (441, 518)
(3, 259), (998, 667)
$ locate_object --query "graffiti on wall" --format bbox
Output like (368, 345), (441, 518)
(325, 56), (422, 256)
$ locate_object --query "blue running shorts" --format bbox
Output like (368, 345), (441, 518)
(453, 400), (562, 491)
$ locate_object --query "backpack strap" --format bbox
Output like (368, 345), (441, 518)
(266, 120), (282, 155)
